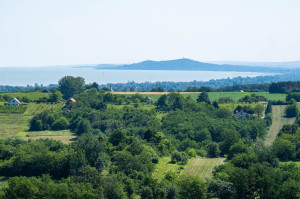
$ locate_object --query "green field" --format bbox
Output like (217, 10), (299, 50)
(152, 157), (186, 181)
(119, 92), (286, 102)
(152, 156), (225, 181)
(23, 130), (76, 144)
(0, 92), (50, 102)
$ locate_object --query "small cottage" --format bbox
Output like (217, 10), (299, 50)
(234, 110), (251, 119)
(7, 98), (21, 106)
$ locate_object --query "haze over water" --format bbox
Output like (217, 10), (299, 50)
(0, 67), (270, 86)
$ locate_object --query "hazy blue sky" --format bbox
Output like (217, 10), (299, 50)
(0, 0), (300, 67)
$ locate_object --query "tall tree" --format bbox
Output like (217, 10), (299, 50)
(196, 92), (211, 104)
(58, 76), (85, 99)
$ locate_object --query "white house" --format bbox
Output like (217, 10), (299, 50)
(7, 98), (21, 106)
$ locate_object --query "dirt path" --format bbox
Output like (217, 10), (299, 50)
(264, 105), (296, 146)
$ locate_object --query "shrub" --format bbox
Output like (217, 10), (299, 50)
(285, 104), (299, 118)
(52, 117), (69, 130)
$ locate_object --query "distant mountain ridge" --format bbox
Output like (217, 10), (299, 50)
(95, 58), (290, 72)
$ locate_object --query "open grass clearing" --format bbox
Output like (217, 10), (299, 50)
(0, 113), (31, 137)
(153, 156), (225, 182)
(152, 157), (186, 182)
(24, 135), (77, 144)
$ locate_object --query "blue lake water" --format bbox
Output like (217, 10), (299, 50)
(0, 67), (271, 86)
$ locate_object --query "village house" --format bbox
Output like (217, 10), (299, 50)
(7, 98), (21, 106)
(234, 110), (251, 119)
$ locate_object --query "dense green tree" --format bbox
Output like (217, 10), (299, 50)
(212, 101), (219, 109)
(285, 103), (299, 117)
(177, 175), (206, 199)
(196, 91), (211, 104)
(165, 185), (178, 199)
(156, 94), (168, 110)
(254, 103), (264, 116)
(265, 101), (272, 115)
(58, 76), (85, 99)
(52, 117), (69, 130)
(207, 142), (220, 158)
(272, 139), (296, 161)
(227, 142), (249, 160)
(219, 129), (241, 155)
(75, 119), (92, 135)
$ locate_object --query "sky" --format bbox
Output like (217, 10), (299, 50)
(0, 0), (300, 67)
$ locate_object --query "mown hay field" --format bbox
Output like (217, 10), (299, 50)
(152, 156), (225, 182)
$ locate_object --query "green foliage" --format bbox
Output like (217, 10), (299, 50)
(207, 142), (220, 158)
(1, 88), (292, 198)
(52, 117), (69, 130)
(58, 76), (85, 100)
(75, 119), (92, 135)
(49, 91), (63, 103)
(269, 81), (300, 93)
(0, 139), (69, 178)
(196, 91), (211, 104)
(3, 175), (104, 199)
(30, 111), (57, 131)
(279, 124), (298, 136)
(217, 97), (235, 103)
(177, 175), (206, 199)
(286, 92), (300, 102)
(150, 87), (165, 92)
(227, 142), (249, 160)
(185, 86), (215, 92)
(265, 101), (272, 114)
(171, 151), (188, 165)
(272, 138), (296, 161)
(285, 103), (299, 117)
(238, 93), (267, 103)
